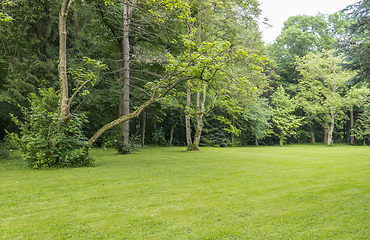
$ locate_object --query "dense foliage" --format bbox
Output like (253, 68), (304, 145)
(1, 0), (370, 167)
(7, 89), (94, 168)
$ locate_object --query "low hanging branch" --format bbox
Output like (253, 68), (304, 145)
(88, 75), (191, 144)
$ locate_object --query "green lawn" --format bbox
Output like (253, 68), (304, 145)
(1, 145), (369, 239)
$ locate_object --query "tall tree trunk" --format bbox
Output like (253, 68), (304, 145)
(59, 0), (74, 119)
(121, 1), (131, 144)
(141, 110), (146, 146)
(255, 136), (259, 146)
(350, 109), (354, 144)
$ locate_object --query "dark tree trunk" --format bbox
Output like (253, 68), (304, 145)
(350, 109), (354, 144)
(324, 128), (328, 144)
(141, 110), (146, 146)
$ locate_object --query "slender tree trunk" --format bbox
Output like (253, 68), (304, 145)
(168, 125), (175, 147)
(185, 82), (192, 148)
(363, 139), (366, 146)
(59, 0), (74, 119)
(255, 136), (259, 146)
(350, 109), (354, 144)
(141, 110), (146, 146)
(324, 128), (328, 144)
(231, 117), (235, 145)
(121, 1), (131, 144)
(168, 113), (178, 147)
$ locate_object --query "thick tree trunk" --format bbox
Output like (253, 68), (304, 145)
(59, 0), (74, 119)
(189, 82), (206, 151)
(324, 128), (328, 144)
(190, 113), (204, 150)
(121, 2), (131, 144)
(310, 126), (315, 143)
(255, 136), (259, 146)
(327, 115), (335, 146)
(350, 109), (354, 144)
(327, 126), (334, 146)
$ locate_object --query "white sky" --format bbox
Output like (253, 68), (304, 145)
(259, 0), (360, 44)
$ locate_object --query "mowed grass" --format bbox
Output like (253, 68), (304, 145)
(1, 145), (370, 239)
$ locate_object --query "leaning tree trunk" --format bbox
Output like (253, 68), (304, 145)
(59, 0), (74, 119)
(89, 98), (156, 144)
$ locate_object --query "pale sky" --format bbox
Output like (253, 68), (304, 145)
(259, 0), (360, 44)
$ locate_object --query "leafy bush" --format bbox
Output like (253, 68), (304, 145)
(151, 127), (167, 146)
(113, 134), (140, 154)
(7, 88), (94, 169)
(0, 141), (10, 160)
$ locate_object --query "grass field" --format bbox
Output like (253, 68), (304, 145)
(1, 145), (370, 239)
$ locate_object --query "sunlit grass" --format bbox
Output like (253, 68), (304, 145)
(1, 145), (369, 239)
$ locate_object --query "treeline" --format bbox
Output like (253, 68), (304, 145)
(1, 0), (370, 162)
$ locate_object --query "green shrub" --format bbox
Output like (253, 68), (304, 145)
(113, 135), (140, 154)
(0, 141), (10, 160)
(7, 88), (94, 169)
(151, 128), (167, 146)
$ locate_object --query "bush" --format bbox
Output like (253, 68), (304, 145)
(151, 127), (167, 146)
(0, 141), (10, 160)
(7, 88), (94, 169)
(113, 135), (140, 154)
